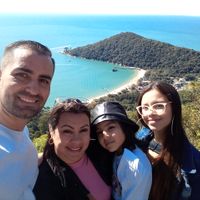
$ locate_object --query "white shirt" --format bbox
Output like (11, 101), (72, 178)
(113, 147), (152, 200)
(0, 124), (38, 200)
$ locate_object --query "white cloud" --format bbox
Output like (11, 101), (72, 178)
(0, 0), (199, 16)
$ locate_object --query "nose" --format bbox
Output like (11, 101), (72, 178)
(146, 108), (157, 116)
(71, 133), (81, 141)
(102, 130), (111, 138)
(25, 80), (40, 95)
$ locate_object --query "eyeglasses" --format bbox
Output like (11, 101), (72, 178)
(136, 102), (172, 116)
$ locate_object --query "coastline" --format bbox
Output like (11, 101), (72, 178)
(88, 68), (146, 103)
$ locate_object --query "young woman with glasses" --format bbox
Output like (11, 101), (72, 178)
(136, 81), (200, 200)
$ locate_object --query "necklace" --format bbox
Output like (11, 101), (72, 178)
(148, 139), (162, 154)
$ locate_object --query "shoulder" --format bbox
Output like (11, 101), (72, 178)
(119, 148), (151, 173)
(36, 159), (60, 186)
(136, 127), (152, 140)
(23, 126), (29, 135)
(190, 144), (200, 171)
(116, 149), (152, 198)
(186, 145), (200, 200)
(34, 159), (65, 200)
(181, 138), (200, 172)
(135, 127), (153, 151)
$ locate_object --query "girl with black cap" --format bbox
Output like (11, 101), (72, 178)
(91, 101), (152, 200)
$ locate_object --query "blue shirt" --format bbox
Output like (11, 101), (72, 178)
(112, 147), (152, 200)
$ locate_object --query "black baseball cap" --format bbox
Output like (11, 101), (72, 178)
(91, 101), (139, 132)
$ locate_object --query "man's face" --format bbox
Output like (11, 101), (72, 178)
(0, 48), (54, 120)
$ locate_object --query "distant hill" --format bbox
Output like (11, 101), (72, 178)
(67, 32), (200, 82)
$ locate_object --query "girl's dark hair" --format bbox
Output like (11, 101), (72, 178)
(118, 122), (137, 151)
(136, 81), (188, 200)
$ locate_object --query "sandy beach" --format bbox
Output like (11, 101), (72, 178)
(88, 68), (146, 103)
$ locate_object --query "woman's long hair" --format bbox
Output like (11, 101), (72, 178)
(136, 81), (188, 200)
(44, 99), (112, 186)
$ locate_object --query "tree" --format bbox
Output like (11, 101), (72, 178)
(33, 134), (48, 153)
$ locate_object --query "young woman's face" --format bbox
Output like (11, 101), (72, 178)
(50, 112), (90, 164)
(140, 89), (173, 134)
(96, 120), (125, 153)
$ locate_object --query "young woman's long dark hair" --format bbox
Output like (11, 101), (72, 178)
(136, 81), (188, 200)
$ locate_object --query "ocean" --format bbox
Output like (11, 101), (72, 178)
(0, 14), (200, 106)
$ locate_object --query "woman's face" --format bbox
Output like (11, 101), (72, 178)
(96, 120), (125, 153)
(140, 89), (173, 135)
(50, 112), (90, 164)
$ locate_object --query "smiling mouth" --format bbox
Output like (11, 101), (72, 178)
(148, 120), (157, 123)
(67, 147), (81, 151)
(105, 141), (115, 146)
(20, 96), (39, 104)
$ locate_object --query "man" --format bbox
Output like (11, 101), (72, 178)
(0, 40), (55, 200)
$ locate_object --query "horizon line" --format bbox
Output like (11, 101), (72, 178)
(0, 13), (200, 17)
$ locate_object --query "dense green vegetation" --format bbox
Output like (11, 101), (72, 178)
(30, 80), (200, 151)
(28, 107), (50, 140)
(30, 32), (200, 151)
(67, 32), (200, 82)
(180, 81), (200, 149)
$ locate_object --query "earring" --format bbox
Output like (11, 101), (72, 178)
(48, 137), (54, 145)
(171, 116), (175, 136)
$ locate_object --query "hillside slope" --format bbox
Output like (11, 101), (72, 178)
(67, 32), (200, 81)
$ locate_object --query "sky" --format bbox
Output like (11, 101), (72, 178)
(0, 0), (199, 16)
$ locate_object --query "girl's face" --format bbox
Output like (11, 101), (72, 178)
(140, 89), (173, 135)
(96, 120), (125, 153)
(50, 112), (90, 164)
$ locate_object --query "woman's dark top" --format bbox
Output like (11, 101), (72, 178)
(136, 127), (200, 200)
(33, 141), (113, 200)
(33, 157), (89, 200)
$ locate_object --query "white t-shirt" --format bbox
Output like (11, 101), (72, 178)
(0, 124), (38, 200)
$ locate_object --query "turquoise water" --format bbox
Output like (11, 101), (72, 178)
(0, 15), (200, 106)
(51, 55), (135, 104)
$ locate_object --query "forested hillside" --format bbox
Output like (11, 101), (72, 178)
(67, 32), (200, 81)
(31, 80), (200, 151)
(31, 32), (200, 151)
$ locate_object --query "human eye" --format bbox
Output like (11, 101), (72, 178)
(63, 129), (72, 135)
(153, 103), (165, 110)
(39, 78), (50, 87)
(80, 128), (89, 134)
(96, 129), (103, 135)
(141, 105), (149, 112)
(14, 72), (29, 82)
(108, 124), (115, 130)
(96, 127), (105, 137)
